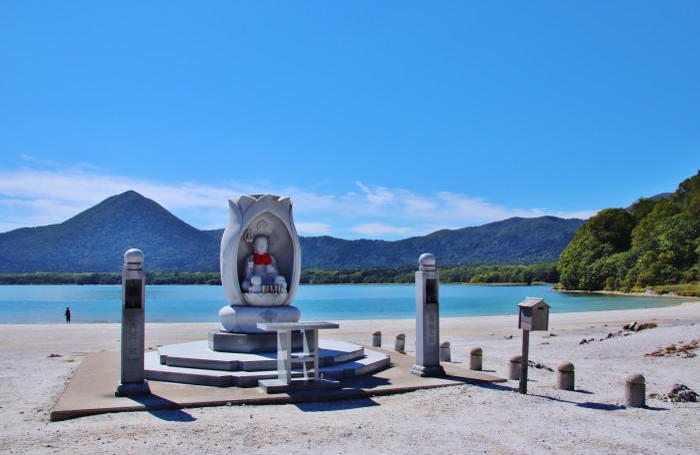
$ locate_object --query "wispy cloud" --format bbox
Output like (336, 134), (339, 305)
(0, 160), (597, 238)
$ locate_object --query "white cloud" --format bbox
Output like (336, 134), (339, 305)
(0, 160), (596, 238)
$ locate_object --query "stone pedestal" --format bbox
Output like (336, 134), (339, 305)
(218, 305), (300, 332)
(115, 380), (151, 397)
(208, 329), (304, 353)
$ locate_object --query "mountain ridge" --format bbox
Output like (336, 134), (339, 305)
(0, 191), (585, 272)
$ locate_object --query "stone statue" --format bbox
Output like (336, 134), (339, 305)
(241, 235), (288, 295)
(217, 194), (301, 333)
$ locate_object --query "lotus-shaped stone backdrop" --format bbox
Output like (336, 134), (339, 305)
(218, 194), (302, 332)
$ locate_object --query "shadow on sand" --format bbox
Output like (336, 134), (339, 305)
(131, 394), (197, 422)
(295, 397), (380, 412)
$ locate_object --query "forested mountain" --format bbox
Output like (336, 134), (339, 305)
(0, 191), (584, 273)
(299, 216), (583, 268)
(0, 191), (219, 272)
(558, 170), (700, 291)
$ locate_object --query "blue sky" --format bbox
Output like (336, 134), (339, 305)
(1, 2), (698, 239)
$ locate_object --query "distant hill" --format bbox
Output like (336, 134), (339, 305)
(299, 216), (585, 269)
(0, 191), (585, 272)
(0, 191), (218, 272)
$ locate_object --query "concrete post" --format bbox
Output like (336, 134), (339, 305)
(411, 253), (445, 377)
(509, 354), (522, 380)
(439, 342), (451, 362)
(557, 361), (575, 390)
(625, 373), (646, 407)
(372, 331), (382, 348)
(394, 333), (406, 352)
(115, 249), (150, 397)
(469, 347), (483, 371)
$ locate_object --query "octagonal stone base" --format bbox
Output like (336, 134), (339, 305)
(208, 329), (304, 353)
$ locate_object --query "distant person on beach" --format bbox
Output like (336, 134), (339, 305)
(65, 307), (71, 324)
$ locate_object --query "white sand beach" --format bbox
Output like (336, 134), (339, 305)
(1, 302), (698, 454)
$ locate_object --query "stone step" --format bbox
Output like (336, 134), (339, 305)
(158, 340), (364, 372)
(144, 343), (390, 388)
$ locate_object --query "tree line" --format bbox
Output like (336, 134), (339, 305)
(558, 170), (699, 292)
(0, 263), (559, 285)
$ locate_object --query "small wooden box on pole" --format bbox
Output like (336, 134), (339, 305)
(517, 297), (550, 394)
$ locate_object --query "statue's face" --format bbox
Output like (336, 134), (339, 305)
(254, 236), (268, 254)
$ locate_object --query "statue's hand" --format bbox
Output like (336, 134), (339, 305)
(251, 276), (262, 286)
(274, 276), (287, 288)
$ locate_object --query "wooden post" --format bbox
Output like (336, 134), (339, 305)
(519, 329), (529, 394)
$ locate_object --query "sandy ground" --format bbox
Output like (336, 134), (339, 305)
(1, 302), (698, 454)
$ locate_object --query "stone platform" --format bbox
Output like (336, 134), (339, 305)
(51, 346), (507, 421)
(145, 340), (390, 387)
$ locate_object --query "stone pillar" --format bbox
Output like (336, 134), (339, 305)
(411, 253), (445, 377)
(557, 361), (575, 390)
(439, 342), (451, 362)
(625, 373), (646, 408)
(508, 355), (522, 380)
(469, 347), (483, 371)
(394, 333), (406, 352)
(372, 331), (382, 348)
(115, 249), (150, 397)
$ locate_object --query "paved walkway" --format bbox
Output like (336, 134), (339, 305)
(50, 346), (505, 421)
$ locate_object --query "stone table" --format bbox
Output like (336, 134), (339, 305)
(257, 321), (340, 393)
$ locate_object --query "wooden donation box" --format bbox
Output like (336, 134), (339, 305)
(516, 297), (550, 394)
(518, 297), (550, 332)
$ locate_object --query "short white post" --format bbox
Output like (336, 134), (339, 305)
(509, 354), (522, 380)
(469, 347), (483, 371)
(439, 341), (451, 362)
(625, 373), (645, 407)
(372, 331), (382, 347)
(394, 333), (406, 352)
(557, 361), (575, 390)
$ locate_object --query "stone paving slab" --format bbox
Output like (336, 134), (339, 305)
(50, 346), (506, 421)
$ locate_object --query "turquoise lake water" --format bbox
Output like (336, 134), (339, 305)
(0, 284), (689, 324)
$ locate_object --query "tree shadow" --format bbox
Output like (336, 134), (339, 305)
(131, 394), (197, 422)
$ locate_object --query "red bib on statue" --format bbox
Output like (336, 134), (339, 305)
(254, 254), (272, 265)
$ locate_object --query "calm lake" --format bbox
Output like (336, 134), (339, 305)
(0, 284), (689, 324)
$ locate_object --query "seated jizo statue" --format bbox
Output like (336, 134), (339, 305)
(218, 194), (302, 333)
(241, 235), (288, 295)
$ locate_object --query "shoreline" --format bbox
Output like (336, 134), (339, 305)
(555, 288), (700, 299)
